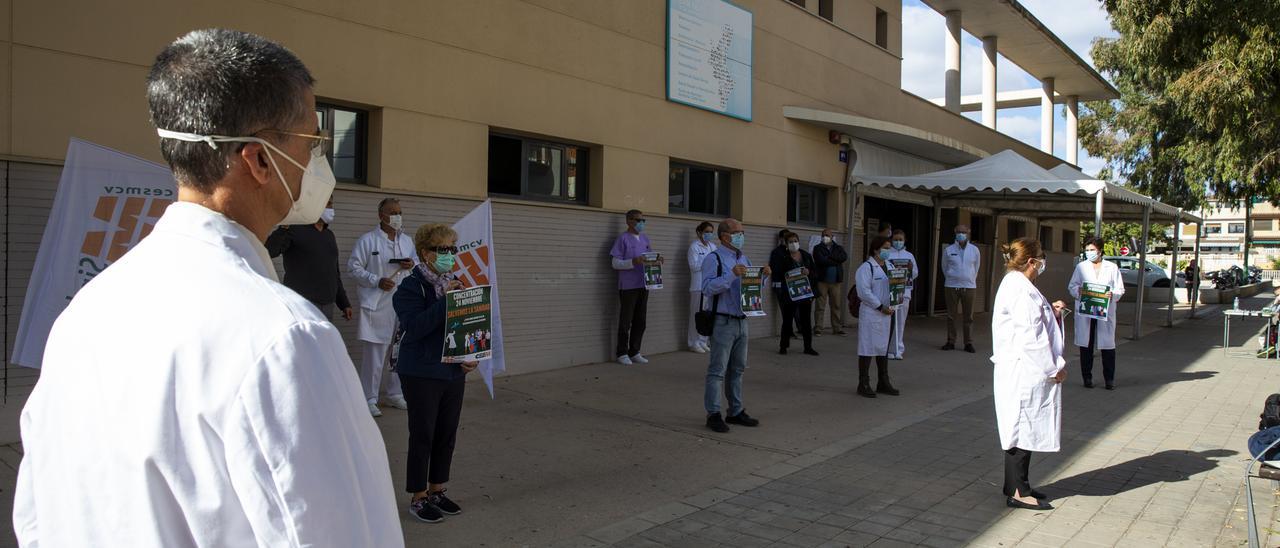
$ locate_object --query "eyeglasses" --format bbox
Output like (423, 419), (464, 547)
(431, 246), (459, 255)
(260, 128), (333, 155)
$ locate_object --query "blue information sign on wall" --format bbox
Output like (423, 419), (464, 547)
(666, 0), (753, 121)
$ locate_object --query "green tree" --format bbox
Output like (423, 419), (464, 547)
(1081, 0), (1280, 210)
(1079, 221), (1170, 257)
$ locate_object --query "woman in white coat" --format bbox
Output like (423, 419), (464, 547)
(855, 236), (899, 398)
(886, 229), (919, 360)
(992, 237), (1068, 510)
(687, 221), (718, 353)
(1067, 236), (1125, 389)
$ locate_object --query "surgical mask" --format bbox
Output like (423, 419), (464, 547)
(433, 253), (456, 273)
(635, 221), (646, 232)
(156, 128), (335, 226)
(878, 249), (892, 261)
(822, 236), (833, 245)
(892, 240), (905, 250)
(787, 242), (800, 252)
(730, 232), (745, 249)
(320, 207), (335, 225)
(1036, 258), (1047, 276)
(387, 214), (403, 232)
(1085, 250), (1099, 262)
(701, 232), (714, 243)
(956, 233), (968, 243)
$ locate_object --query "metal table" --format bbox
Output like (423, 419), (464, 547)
(1223, 308), (1280, 359)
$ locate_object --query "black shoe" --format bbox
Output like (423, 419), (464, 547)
(964, 344), (976, 353)
(803, 348), (820, 356)
(941, 342), (956, 351)
(706, 413), (730, 433)
(409, 497), (445, 523)
(857, 384), (877, 398)
(1006, 497), (1052, 510)
(725, 411), (760, 427)
(1105, 383), (1115, 390)
(778, 348), (788, 355)
(1083, 380), (1094, 389)
(876, 384), (901, 396)
(1029, 489), (1048, 500)
(427, 490), (461, 515)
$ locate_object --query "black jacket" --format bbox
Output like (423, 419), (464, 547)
(812, 242), (849, 284)
(392, 268), (467, 381)
(769, 246), (818, 293)
(265, 223), (351, 309)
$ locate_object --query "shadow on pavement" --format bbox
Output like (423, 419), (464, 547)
(1038, 449), (1237, 498)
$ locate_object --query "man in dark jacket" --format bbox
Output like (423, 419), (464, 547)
(812, 228), (849, 335)
(266, 198), (353, 321)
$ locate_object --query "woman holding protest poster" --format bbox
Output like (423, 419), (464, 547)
(855, 236), (898, 398)
(393, 223), (476, 524)
(769, 230), (818, 356)
(1067, 236), (1125, 390)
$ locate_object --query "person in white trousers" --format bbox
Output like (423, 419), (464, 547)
(687, 221), (718, 353)
(886, 229), (919, 360)
(349, 197), (416, 417)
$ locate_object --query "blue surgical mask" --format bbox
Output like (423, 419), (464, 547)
(730, 232), (745, 249)
(1085, 250), (1099, 262)
(701, 232), (714, 243)
(634, 220), (646, 232)
(1036, 258), (1047, 276)
(433, 253), (456, 273)
(956, 233), (968, 243)
(878, 249), (892, 261)
(892, 240), (905, 250)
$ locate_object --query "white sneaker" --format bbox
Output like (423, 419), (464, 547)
(690, 345), (707, 354)
(368, 402), (383, 417)
(383, 395), (409, 410)
(701, 343), (713, 352)
(617, 355), (633, 365)
(630, 354), (649, 364)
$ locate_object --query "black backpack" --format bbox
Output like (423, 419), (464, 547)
(1260, 394), (1280, 430)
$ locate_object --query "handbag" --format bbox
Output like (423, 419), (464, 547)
(847, 262), (867, 318)
(694, 252), (723, 336)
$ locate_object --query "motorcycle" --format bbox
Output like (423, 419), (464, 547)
(1248, 266), (1263, 285)
(1209, 268), (1239, 290)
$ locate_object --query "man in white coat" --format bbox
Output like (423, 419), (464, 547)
(1067, 237), (1125, 389)
(886, 229), (919, 360)
(349, 197), (416, 416)
(942, 224), (981, 353)
(14, 29), (402, 547)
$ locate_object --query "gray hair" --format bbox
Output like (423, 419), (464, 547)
(378, 197), (400, 215)
(146, 29), (315, 192)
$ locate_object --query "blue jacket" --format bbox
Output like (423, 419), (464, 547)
(392, 268), (467, 381)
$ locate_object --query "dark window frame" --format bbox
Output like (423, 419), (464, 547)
(1229, 222), (1246, 234)
(316, 102), (369, 184)
(1039, 226), (1053, 251)
(487, 132), (590, 205)
(669, 161), (732, 216)
(787, 181), (829, 227)
(1063, 230), (1077, 254)
(1007, 220), (1028, 240)
(787, 0), (806, 7)
(875, 8), (889, 49)
(818, 0), (833, 21)
(970, 215), (992, 244)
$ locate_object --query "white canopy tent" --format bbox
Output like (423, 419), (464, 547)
(854, 150), (1200, 338)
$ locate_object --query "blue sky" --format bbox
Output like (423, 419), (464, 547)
(899, 0), (1117, 176)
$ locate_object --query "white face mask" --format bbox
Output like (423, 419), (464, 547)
(1035, 258), (1047, 276)
(822, 236), (833, 244)
(320, 207), (335, 225)
(156, 128), (336, 226)
(787, 242), (800, 252)
(387, 214), (403, 232)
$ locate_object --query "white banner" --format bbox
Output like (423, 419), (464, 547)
(11, 139), (176, 368)
(449, 200), (505, 397)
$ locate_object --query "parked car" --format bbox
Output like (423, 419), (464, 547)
(1103, 256), (1184, 288)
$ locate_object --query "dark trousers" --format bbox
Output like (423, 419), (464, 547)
(400, 374), (465, 493)
(1080, 319), (1116, 384)
(617, 288), (649, 357)
(1003, 447), (1033, 497)
(776, 289), (814, 350)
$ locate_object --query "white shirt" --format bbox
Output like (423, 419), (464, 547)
(349, 227), (417, 343)
(942, 242), (981, 289)
(687, 240), (718, 293)
(14, 202), (403, 548)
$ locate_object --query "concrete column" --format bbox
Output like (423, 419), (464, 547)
(1040, 78), (1055, 154)
(929, 197), (942, 317)
(982, 36), (998, 129)
(945, 11), (962, 113)
(1066, 95), (1079, 164)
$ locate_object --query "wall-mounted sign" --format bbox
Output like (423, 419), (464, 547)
(666, 0), (753, 121)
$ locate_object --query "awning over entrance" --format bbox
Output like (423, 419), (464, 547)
(783, 106), (986, 166)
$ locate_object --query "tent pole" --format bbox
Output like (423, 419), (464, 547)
(989, 211), (1002, 313)
(1094, 190), (1103, 238)
(1192, 223), (1202, 319)
(1133, 204), (1152, 339)
(929, 197), (942, 318)
(1167, 212), (1180, 327)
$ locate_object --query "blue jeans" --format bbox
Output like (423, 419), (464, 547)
(705, 315), (749, 415)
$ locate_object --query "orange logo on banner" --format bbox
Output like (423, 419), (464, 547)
(80, 196), (172, 262)
(452, 244), (491, 287)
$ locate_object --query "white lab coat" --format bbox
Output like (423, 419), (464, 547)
(855, 259), (894, 357)
(348, 227), (417, 343)
(14, 203), (402, 548)
(1068, 259), (1125, 350)
(942, 242), (981, 289)
(887, 248), (919, 356)
(991, 271), (1066, 452)
(687, 240), (717, 292)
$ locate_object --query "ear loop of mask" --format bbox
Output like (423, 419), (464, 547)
(155, 128), (306, 203)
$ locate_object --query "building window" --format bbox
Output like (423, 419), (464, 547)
(787, 0), (806, 7)
(1063, 230), (1077, 254)
(316, 103), (368, 183)
(875, 8), (889, 49)
(1230, 222), (1247, 234)
(487, 133), (589, 203)
(1039, 226), (1053, 251)
(1205, 224), (1223, 235)
(1255, 219), (1274, 232)
(970, 215), (992, 244)
(1007, 220), (1027, 240)
(787, 181), (828, 226)
(669, 162), (731, 216)
(819, 0), (833, 21)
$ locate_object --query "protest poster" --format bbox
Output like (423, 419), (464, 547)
(889, 258), (914, 287)
(887, 265), (908, 307)
(1077, 282), (1112, 321)
(443, 285), (494, 363)
(643, 252), (663, 289)
(741, 266), (766, 317)
(449, 200), (504, 397)
(785, 268), (814, 301)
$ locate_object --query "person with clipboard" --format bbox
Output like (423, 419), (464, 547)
(349, 197), (417, 416)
